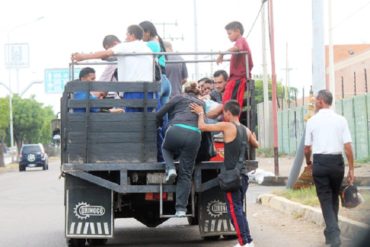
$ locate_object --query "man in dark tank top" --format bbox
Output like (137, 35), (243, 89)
(190, 100), (258, 247)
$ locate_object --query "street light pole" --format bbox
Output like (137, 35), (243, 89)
(4, 16), (44, 148)
(0, 81), (43, 148)
(20, 80), (42, 97)
(6, 16), (44, 95)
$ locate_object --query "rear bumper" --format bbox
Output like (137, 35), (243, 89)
(19, 161), (46, 168)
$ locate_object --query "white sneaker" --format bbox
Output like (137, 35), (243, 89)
(233, 241), (254, 247)
(165, 169), (177, 184)
(175, 210), (186, 217)
(246, 241), (254, 247)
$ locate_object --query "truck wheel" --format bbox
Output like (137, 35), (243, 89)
(67, 238), (86, 247)
(223, 234), (237, 240)
(187, 195), (199, 225)
(87, 238), (108, 246)
(202, 235), (220, 241)
(187, 216), (198, 225)
(19, 166), (25, 172)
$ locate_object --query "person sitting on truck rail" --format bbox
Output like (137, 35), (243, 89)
(156, 82), (204, 217)
(71, 24), (154, 112)
(100, 34), (120, 83)
(98, 35), (124, 113)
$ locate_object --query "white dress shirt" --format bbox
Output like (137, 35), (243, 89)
(305, 108), (352, 154)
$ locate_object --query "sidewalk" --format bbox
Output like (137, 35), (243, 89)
(257, 193), (369, 243)
(256, 155), (370, 186)
(255, 155), (370, 243)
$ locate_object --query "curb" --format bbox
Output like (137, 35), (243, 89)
(257, 193), (369, 240)
(252, 176), (370, 186)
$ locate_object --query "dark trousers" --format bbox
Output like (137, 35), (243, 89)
(225, 174), (252, 245)
(313, 154), (344, 243)
(162, 126), (201, 211)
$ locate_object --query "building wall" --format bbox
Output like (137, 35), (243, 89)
(325, 45), (370, 99)
(334, 56), (370, 98)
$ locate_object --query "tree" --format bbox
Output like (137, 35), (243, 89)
(11, 95), (55, 150)
(254, 79), (283, 104)
(0, 98), (9, 167)
(0, 98), (9, 140)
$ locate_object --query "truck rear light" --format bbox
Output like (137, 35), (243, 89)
(145, 192), (173, 201)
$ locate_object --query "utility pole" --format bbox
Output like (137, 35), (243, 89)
(154, 21), (183, 41)
(268, 0), (279, 176)
(193, 0), (199, 79)
(261, 0), (270, 148)
(312, 0), (325, 93)
(282, 42), (293, 105)
(328, 0), (336, 106)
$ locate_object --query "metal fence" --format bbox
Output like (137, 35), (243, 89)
(276, 94), (370, 160)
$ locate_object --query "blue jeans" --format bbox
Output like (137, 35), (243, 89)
(160, 74), (171, 107)
(156, 74), (172, 162)
(123, 92), (155, 112)
(225, 174), (252, 245)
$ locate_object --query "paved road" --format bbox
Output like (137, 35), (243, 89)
(0, 158), (352, 247)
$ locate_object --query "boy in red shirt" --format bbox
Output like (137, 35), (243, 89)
(217, 21), (253, 109)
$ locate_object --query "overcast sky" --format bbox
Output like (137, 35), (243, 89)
(0, 0), (369, 113)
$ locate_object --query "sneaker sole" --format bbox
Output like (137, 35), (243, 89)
(166, 173), (177, 184)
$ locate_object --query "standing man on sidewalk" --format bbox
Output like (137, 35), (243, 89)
(304, 89), (355, 247)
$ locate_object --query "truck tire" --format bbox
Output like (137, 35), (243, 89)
(223, 234), (237, 240)
(87, 238), (108, 246)
(67, 238), (86, 247)
(187, 195), (199, 225)
(187, 216), (198, 225)
(202, 235), (220, 241)
(19, 166), (25, 172)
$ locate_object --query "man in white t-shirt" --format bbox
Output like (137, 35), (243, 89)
(71, 25), (154, 112)
(304, 89), (354, 247)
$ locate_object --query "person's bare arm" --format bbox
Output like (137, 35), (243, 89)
(344, 142), (355, 185)
(71, 50), (113, 62)
(245, 127), (259, 148)
(206, 104), (223, 119)
(216, 46), (240, 64)
(190, 103), (227, 132)
(304, 146), (312, 166)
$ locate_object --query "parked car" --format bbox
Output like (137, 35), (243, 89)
(19, 144), (48, 171)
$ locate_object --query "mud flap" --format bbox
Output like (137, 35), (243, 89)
(65, 174), (113, 238)
(198, 186), (236, 237)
